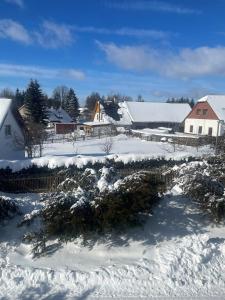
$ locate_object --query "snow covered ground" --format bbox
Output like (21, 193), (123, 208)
(0, 135), (212, 171)
(1, 185), (225, 299)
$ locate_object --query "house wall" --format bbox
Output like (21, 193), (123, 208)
(132, 122), (181, 131)
(93, 111), (104, 122)
(184, 101), (224, 137)
(184, 118), (223, 136)
(93, 102), (105, 122)
(186, 101), (218, 120)
(55, 123), (77, 134)
(0, 110), (24, 159)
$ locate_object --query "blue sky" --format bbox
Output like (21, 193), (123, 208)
(1, 0), (225, 103)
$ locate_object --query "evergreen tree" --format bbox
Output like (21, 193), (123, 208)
(166, 97), (195, 108)
(66, 88), (79, 121)
(24, 80), (48, 125)
(62, 97), (70, 112)
(137, 94), (144, 102)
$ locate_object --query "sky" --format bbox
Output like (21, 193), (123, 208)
(1, 0), (225, 103)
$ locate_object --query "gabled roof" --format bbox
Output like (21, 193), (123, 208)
(117, 102), (132, 126)
(124, 101), (191, 123)
(0, 98), (12, 130)
(198, 95), (225, 120)
(48, 107), (73, 123)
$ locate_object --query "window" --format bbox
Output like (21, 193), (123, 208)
(198, 126), (202, 134)
(190, 125), (193, 133)
(5, 125), (11, 136)
(203, 109), (208, 116)
(196, 109), (201, 115)
(208, 127), (213, 136)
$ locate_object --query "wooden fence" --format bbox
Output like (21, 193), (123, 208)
(0, 169), (175, 193)
(0, 175), (66, 193)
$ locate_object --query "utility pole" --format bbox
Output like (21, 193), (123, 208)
(215, 120), (223, 155)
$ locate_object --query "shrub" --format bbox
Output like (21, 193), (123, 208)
(37, 169), (163, 240)
(177, 159), (225, 222)
(0, 196), (18, 221)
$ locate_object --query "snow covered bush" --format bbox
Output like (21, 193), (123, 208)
(93, 171), (161, 232)
(176, 159), (225, 221)
(0, 196), (18, 221)
(25, 167), (162, 242)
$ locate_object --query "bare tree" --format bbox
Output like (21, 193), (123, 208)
(52, 85), (69, 107)
(101, 136), (114, 155)
(14, 122), (48, 158)
(0, 88), (15, 99)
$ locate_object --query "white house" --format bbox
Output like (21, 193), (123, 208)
(93, 101), (191, 130)
(123, 101), (191, 129)
(92, 101), (131, 127)
(0, 98), (25, 159)
(184, 95), (225, 137)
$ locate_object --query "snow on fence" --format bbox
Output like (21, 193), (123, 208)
(0, 169), (175, 193)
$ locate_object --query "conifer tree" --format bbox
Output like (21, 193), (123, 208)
(66, 88), (79, 121)
(24, 80), (48, 125)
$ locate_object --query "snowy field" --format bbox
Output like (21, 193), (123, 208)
(1, 185), (225, 299)
(0, 135), (212, 171)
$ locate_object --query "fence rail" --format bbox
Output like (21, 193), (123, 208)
(0, 175), (66, 193)
(0, 169), (175, 193)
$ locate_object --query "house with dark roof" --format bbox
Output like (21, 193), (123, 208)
(0, 98), (25, 159)
(184, 95), (225, 137)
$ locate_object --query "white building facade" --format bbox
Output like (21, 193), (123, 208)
(0, 99), (25, 159)
(184, 95), (225, 137)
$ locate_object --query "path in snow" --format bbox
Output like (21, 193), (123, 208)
(1, 188), (225, 299)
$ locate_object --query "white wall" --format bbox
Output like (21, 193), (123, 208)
(184, 118), (224, 137)
(0, 111), (25, 159)
(93, 111), (104, 122)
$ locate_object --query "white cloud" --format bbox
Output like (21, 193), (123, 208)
(35, 21), (74, 48)
(0, 18), (169, 48)
(97, 41), (225, 79)
(4, 0), (24, 8)
(0, 63), (85, 80)
(0, 19), (31, 44)
(73, 25), (169, 39)
(0, 19), (74, 48)
(106, 0), (201, 15)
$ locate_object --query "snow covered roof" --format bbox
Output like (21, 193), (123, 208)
(48, 107), (73, 124)
(0, 98), (12, 130)
(83, 121), (111, 126)
(117, 102), (133, 126)
(124, 101), (191, 123)
(197, 95), (225, 120)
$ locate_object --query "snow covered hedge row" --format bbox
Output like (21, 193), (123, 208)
(177, 158), (225, 221)
(0, 156), (197, 176)
(21, 167), (163, 248)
